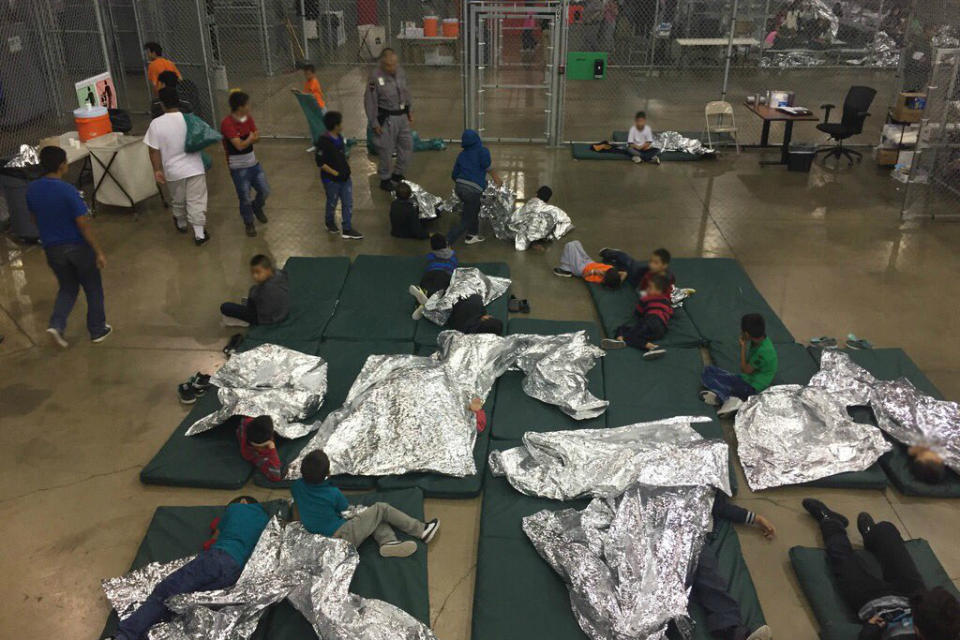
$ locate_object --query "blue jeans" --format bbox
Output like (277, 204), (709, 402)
(44, 243), (107, 337)
(323, 178), (353, 230)
(220, 300), (258, 325)
(447, 182), (483, 244)
(627, 146), (660, 161)
(229, 163), (270, 224)
(115, 549), (241, 640)
(701, 365), (758, 404)
(599, 248), (648, 287)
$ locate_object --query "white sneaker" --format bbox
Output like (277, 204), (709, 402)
(652, 156), (662, 165)
(601, 338), (626, 350)
(699, 390), (720, 406)
(718, 396), (744, 417)
(220, 314), (250, 328)
(642, 347), (666, 360)
(46, 327), (69, 348)
(631, 156), (643, 164)
(747, 625), (773, 640)
(379, 540), (417, 558)
(421, 519), (440, 543)
(408, 284), (429, 305)
(411, 304), (425, 320)
(464, 234), (485, 245)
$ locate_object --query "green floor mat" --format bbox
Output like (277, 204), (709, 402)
(323, 255), (426, 341)
(809, 348), (960, 496)
(413, 262), (511, 347)
(586, 282), (704, 347)
(245, 257), (350, 343)
(570, 145), (714, 162)
(710, 341), (818, 386)
(610, 130), (733, 144)
(376, 381), (497, 498)
(140, 393), (254, 490)
(790, 539), (960, 640)
(99, 500), (291, 640)
(603, 347), (708, 419)
(672, 258), (794, 345)
(253, 340), (416, 490)
(489, 319), (606, 440)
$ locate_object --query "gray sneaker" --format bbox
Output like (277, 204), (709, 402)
(464, 234), (485, 245)
(601, 338), (627, 350)
(379, 540), (417, 558)
(408, 285), (429, 305)
(46, 327), (69, 348)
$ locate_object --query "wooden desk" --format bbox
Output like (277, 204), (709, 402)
(744, 102), (820, 165)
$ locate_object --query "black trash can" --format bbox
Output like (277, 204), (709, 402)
(0, 161), (43, 242)
(787, 145), (816, 172)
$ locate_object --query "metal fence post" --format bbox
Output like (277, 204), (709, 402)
(720, 0), (739, 102)
(194, 0), (218, 123)
(259, 0), (273, 76)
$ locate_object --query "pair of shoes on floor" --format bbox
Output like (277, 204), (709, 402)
(379, 518), (440, 558)
(809, 336), (837, 348)
(507, 295), (530, 313)
(845, 333), (873, 350)
(802, 498), (877, 537)
(177, 372), (211, 404)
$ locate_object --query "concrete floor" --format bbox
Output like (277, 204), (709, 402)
(2, 139), (960, 640)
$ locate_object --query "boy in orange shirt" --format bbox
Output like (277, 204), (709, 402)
(302, 64), (326, 112)
(553, 240), (625, 289)
(144, 42), (180, 94)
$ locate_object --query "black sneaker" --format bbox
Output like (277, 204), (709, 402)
(191, 373), (211, 396)
(223, 333), (244, 357)
(801, 498), (849, 527)
(857, 512), (875, 538)
(253, 207), (268, 223)
(379, 179), (397, 191)
(325, 221), (340, 234)
(553, 267), (573, 278)
(177, 382), (197, 404)
(391, 174), (405, 184)
(195, 231), (211, 246)
(421, 518), (440, 543)
(342, 228), (364, 240)
(245, 223), (257, 237)
(173, 217), (188, 233)
(91, 324), (113, 343)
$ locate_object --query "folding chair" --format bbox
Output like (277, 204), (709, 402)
(704, 100), (740, 153)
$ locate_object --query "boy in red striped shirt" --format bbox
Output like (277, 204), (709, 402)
(601, 274), (673, 359)
(237, 415), (282, 481)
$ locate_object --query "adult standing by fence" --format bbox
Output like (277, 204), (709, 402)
(364, 49), (414, 192)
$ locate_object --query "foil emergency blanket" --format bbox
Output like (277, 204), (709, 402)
(422, 267), (511, 326)
(403, 181), (443, 220)
(490, 417), (731, 500)
(286, 330), (607, 478)
(103, 518), (436, 640)
(653, 131), (714, 156)
(733, 384), (892, 491)
(504, 198), (575, 251)
(760, 51), (826, 67)
(809, 350), (960, 473)
(524, 484), (715, 640)
(439, 183), (518, 223)
(186, 343), (327, 439)
(4, 144), (39, 168)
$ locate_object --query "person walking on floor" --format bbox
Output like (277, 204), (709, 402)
(145, 86), (210, 246)
(364, 48), (414, 191)
(26, 146), (112, 347)
(447, 129), (501, 246)
(315, 111), (363, 240)
(220, 90), (270, 237)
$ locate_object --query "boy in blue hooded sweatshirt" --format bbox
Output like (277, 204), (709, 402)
(447, 129), (501, 246)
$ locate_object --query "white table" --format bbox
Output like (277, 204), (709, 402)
(675, 38), (761, 66)
(396, 35), (460, 65)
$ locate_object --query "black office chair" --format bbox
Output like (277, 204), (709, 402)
(815, 85), (877, 165)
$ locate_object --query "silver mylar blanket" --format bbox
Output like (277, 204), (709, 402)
(524, 484), (715, 640)
(488, 197), (575, 251)
(402, 181), (443, 220)
(654, 131), (714, 156)
(489, 417), (731, 500)
(422, 267), (511, 326)
(4, 144), (39, 167)
(734, 384), (892, 491)
(186, 344), (327, 439)
(286, 330), (607, 478)
(103, 517), (436, 640)
(439, 183), (518, 222)
(809, 350), (960, 474)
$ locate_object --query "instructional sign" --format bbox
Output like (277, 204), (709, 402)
(75, 71), (117, 109)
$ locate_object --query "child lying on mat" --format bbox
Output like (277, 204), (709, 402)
(700, 314), (778, 415)
(601, 274), (672, 359)
(599, 246), (675, 294)
(291, 450), (439, 558)
(409, 234), (458, 319)
(802, 497), (960, 640)
(390, 181), (429, 240)
(448, 294), (503, 335)
(553, 240), (626, 289)
(220, 254), (289, 327)
(106, 497), (269, 640)
(908, 446), (948, 485)
(237, 415), (282, 482)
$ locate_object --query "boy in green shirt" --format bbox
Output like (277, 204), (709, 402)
(700, 313), (778, 412)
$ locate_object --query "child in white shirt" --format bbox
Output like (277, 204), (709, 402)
(627, 110), (661, 165)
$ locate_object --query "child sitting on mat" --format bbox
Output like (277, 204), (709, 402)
(220, 254), (289, 327)
(291, 450), (439, 558)
(699, 313), (778, 415)
(553, 240), (626, 289)
(237, 415), (282, 482)
(626, 110), (661, 165)
(599, 246), (675, 294)
(390, 181), (429, 240)
(107, 496), (268, 640)
(409, 234), (459, 319)
(601, 274), (672, 359)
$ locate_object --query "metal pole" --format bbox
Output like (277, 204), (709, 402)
(760, 0), (770, 68)
(386, 0), (393, 48)
(194, 0), (218, 122)
(92, 0), (112, 77)
(558, 0), (569, 142)
(131, 0), (154, 100)
(649, 0), (660, 67)
(258, 0), (272, 76)
(720, 0), (739, 101)
(301, 0), (309, 59)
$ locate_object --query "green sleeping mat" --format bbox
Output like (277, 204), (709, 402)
(586, 281), (704, 347)
(809, 347), (960, 496)
(489, 319), (606, 440)
(671, 258), (794, 345)
(376, 379), (497, 498)
(570, 130), (726, 162)
(790, 539), (960, 640)
(413, 262), (511, 347)
(245, 256), (350, 343)
(610, 130), (733, 144)
(253, 340), (416, 490)
(323, 255), (426, 341)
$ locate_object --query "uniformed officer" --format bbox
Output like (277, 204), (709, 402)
(364, 48), (414, 191)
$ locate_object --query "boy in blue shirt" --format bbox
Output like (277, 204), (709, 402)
(292, 450), (439, 558)
(447, 129), (501, 245)
(315, 110), (363, 240)
(110, 497), (269, 640)
(408, 233), (458, 319)
(26, 146), (112, 348)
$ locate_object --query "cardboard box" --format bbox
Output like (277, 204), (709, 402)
(892, 92), (927, 122)
(875, 147), (900, 166)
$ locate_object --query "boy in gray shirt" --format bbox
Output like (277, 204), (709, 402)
(220, 254), (289, 326)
